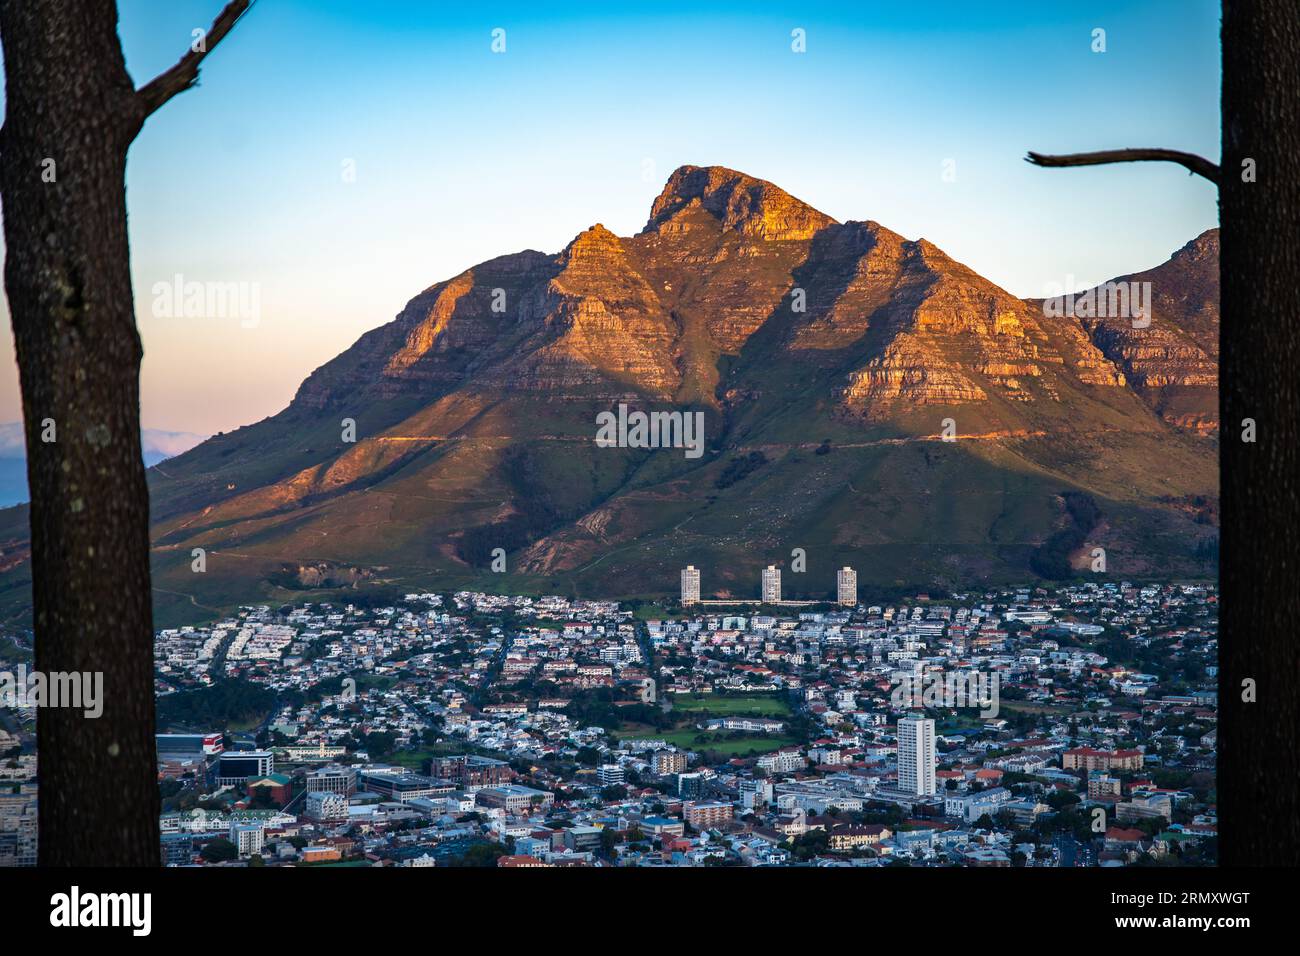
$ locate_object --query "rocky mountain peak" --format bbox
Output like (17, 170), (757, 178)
(559, 223), (629, 275)
(1172, 228), (1220, 265)
(644, 164), (836, 241)
(564, 222), (620, 255)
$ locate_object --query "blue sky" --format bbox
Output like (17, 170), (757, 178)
(0, 0), (1221, 435)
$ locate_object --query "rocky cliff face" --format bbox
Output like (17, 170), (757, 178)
(0, 165), (1218, 625)
(834, 235), (1129, 417)
(293, 165), (1209, 431)
(646, 164), (837, 241)
(1072, 230), (1220, 434)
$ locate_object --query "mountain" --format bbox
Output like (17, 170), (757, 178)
(0, 165), (1218, 625)
(1054, 230), (1219, 435)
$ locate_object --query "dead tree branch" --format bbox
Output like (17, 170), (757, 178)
(1025, 148), (1220, 186)
(136, 0), (252, 117)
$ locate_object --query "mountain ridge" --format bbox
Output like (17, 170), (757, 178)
(0, 165), (1219, 626)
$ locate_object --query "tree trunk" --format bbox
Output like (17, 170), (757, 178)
(0, 0), (158, 866)
(1219, 0), (1300, 866)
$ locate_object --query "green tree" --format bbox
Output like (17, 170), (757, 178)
(201, 838), (238, 863)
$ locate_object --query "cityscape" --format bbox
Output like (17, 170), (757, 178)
(2, 578), (1218, 867)
(5, 1), (1273, 922)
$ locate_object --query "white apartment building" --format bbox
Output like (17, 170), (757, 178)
(305, 765), (357, 796)
(681, 566), (701, 605)
(837, 567), (857, 607)
(230, 822), (265, 857)
(757, 748), (806, 774)
(897, 714), (937, 796)
(305, 790), (349, 823)
(945, 786), (1012, 823)
(762, 565), (781, 603)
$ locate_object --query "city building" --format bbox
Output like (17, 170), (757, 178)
(1003, 800), (1050, 827)
(757, 748), (806, 774)
(651, 750), (687, 776)
(476, 784), (555, 813)
(1087, 773), (1123, 798)
(739, 779), (774, 809)
(306, 765), (358, 797)
(837, 567), (857, 607)
(431, 754), (513, 788)
(282, 741), (347, 762)
(1117, 792), (1173, 824)
(245, 773), (293, 806)
(702, 716), (785, 733)
(0, 792), (37, 867)
(641, 816), (686, 838)
(156, 733), (224, 757)
(684, 801), (734, 830)
(676, 772), (706, 799)
(1063, 747), (1145, 772)
(563, 826), (604, 853)
(300, 845), (342, 863)
(898, 714), (936, 796)
(357, 770), (453, 803)
(304, 790), (349, 823)
(230, 822), (265, 857)
(681, 566), (701, 606)
(828, 823), (891, 852)
(762, 565), (781, 603)
(160, 833), (195, 867)
(216, 751), (274, 787)
(597, 764), (625, 787)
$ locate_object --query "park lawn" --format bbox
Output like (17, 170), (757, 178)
(936, 712), (987, 734)
(614, 691), (799, 758)
(668, 692), (791, 718)
(389, 748), (435, 770)
(614, 724), (796, 757)
(997, 700), (1070, 716)
(694, 734), (799, 757)
(226, 713), (269, 732)
(389, 741), (493, 770)
(630, 603), (680, 621)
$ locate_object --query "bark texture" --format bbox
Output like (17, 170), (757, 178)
(0, 0), (157, 868)
(1027, 0), (1300, 865)
(0, 0), (248, 866)
(1219, 0), (1300, 866)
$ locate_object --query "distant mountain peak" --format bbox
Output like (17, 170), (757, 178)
(1173, 227), (1220, 263)
(562, 223), (624, 261)
(644, 164), (836, 241)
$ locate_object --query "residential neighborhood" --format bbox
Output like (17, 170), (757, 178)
(1, 582), (1217, 868)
